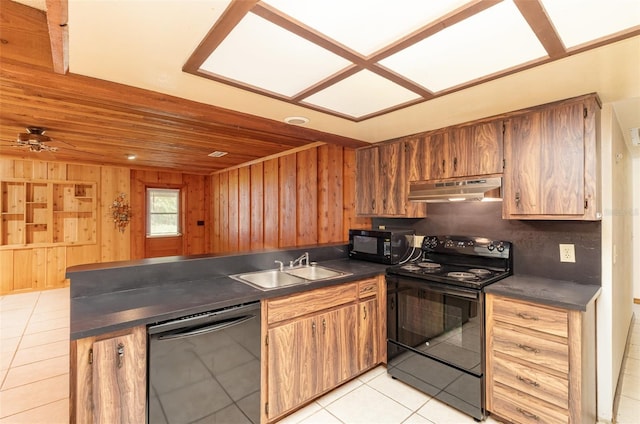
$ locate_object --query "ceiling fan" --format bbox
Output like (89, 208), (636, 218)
(14, 127), (58, 152)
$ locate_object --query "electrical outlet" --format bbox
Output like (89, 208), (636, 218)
(559, 244), (576, 263)
(413, 235), (425, 248)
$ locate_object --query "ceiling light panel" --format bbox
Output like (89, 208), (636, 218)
(302, 70), (421, 118)
(379, 1), (548, 92)
(264, 0), (472, 56)
(200, 12), (350, 97)
(540, 0), (640, 48)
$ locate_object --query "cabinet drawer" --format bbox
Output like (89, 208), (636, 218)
(493, 384), (568, 424)
(492, 296), (568, 338)
(493, 325), (568, 374)
(267, 283), (358, 324)
(358, 278), (378, 298)
(493, 355), (568, 409)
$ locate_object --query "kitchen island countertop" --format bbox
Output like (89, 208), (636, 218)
(485, 274), (601, 311)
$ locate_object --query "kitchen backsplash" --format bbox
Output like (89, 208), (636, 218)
(373, 202), (601, 286)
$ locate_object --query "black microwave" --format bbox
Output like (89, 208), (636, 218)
(348, 228), (415, 264)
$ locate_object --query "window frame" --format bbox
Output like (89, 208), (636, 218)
(145, 187), (183, 238)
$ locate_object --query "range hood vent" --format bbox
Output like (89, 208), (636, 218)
(408, 177), (502, 203)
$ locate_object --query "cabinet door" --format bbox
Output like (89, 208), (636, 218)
(378, 142), (405, 215)
(267, 315), (319, 419)
(424, 132), (449, 180)
(467, 121), (504, 176)
(319, 305), (358, 391)
(71, 326), (146, 424)
(92, 330), (147, 423)
(504, 103), (585, 217)
(355, 147), (380, 215)
(358, 298), (379, 371)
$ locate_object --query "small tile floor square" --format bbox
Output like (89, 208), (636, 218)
(0, 289), (638, 423)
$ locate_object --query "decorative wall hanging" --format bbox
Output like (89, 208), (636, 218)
(110, 193), (131, 233)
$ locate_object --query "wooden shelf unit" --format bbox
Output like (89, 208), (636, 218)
(0, 179), (96, 247)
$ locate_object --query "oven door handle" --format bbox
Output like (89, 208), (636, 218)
(156, 314), (256, 340)
(394, 279), (479, 300)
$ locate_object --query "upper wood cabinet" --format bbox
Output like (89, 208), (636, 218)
(355, 141), (426, 217)
(70, 326), (147, 424)
(502, 95), (600, 220)
(406, 120), (504, 181)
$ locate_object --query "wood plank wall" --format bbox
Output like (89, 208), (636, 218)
(0, 158), (130, 294)
(211, 145), (371, 253)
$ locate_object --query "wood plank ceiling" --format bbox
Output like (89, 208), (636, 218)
(0, 0), (366, 174)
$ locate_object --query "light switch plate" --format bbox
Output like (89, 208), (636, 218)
(559, 244), (576, 263)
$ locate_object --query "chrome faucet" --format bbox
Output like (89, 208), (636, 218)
(289, 252), (309, 268)
(274, 260), (284, 271)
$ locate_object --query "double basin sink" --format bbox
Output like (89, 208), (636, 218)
(231, 265), (351, 290)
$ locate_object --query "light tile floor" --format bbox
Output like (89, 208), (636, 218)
(0, 289), (638, 424)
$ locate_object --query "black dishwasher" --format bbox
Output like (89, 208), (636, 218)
(147, 302), (261, 424)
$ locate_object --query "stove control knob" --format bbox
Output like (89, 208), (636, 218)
(487, 244), (495, 251)
(496, 243), (505, 252)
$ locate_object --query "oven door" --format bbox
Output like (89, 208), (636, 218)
(386, 274), (485, 420)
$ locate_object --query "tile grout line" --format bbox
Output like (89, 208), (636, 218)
(0, 292), (40, 391)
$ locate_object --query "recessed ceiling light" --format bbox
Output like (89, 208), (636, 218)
(126, 154), (136, 160)
(284, 116), (309, 125)
(208, 151), (228, 158)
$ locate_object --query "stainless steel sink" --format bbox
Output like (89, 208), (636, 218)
(230, 265), (351, 290)
(285, 265), (345, 281)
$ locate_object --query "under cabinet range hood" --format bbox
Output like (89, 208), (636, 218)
(408, 177), (502, 203)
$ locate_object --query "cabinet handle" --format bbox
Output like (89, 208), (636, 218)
(312, 321), (316, 336)
(517, 343), (540, 354)
(390, 297), (395, 311)
(516, 312), (539, 321)
(371, 200), (375, 211)
(517, 375), (540, 387)
(453, 157), (458, 172)
(515, 191), (521, 205)
(116, 343), (124, 369)
(516, 407), (539, 421)
(363, 304), (367, 320)
(322, 318), (326, 334)
(441, 160), (446, 173)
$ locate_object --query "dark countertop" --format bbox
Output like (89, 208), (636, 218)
(484, 274), (601, 311)
(70, 258), (388, 340)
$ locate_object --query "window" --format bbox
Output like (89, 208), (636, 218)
(146, 188), (181, 236)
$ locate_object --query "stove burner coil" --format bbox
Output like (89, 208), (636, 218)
(468, 268), (491, 276)
(401, 264), (421, 271)
(418, 262), (442, 269)
(447, 271), (477, 280)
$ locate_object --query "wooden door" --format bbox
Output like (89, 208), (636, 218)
(319, 305), (358, 392)
(90, 327), (146, 423)
(470, 120), (504, 176)
(358, 298), (379, 371)
(267, 315), (319, 419)
(355, 147), (380, 215)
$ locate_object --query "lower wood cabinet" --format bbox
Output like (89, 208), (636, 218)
(261, 276), (385, 423)
(485, 294), (596, 424)
(70, 326), (146, 424)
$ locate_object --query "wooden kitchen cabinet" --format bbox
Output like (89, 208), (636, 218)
(355, 142), (426, 217)
(502, 94), (601, 220)
(70, 326), (147, 424)
(405, 120), (503, 181)
(485, 294), (596, 424)
(262, 276), (385, 423)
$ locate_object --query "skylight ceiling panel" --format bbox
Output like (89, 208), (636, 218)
(302, 70), (421, 119)
(263, 0), (472, 56)
(540, 0), (640, 48)
(379, 1), (548, 93)
(200, 12), (351, 97)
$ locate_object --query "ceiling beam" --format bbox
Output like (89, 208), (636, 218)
(45, 0), (69, 74)
(513, 0), (565, 59)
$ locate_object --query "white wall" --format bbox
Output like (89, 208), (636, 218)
(597, 104), (635, 422)
(634, 156), (640, 301)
